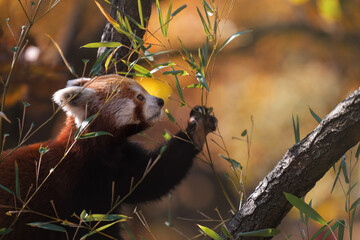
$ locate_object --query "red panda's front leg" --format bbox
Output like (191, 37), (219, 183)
(123, 106), (217, 204)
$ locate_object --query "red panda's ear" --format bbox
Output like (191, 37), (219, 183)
(66, 78), (91, 87)
(53, 86), (95, 126)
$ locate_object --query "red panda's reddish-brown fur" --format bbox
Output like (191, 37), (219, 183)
(0, 74), (217, 240)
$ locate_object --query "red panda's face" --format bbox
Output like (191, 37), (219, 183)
(53, 75), (164, 132)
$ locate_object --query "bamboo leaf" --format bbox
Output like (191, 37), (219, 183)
(171, 4), (187, 17)
(355, 143), (360, 159)
(197, 225), (223, 240)
(171, 66), (185, 103)
(284, 193), (327, 225)
(165, 109), (175, 122)
(309, 107), (322, 124)
(186, 83), (202, 88)
(14, 161), (20, 198)
(338, 220), (345, 240)
(27, 222), (66, 233)
(163, 70), (188, 76)
(331, 162), (342, 193)
(155, 0), (165, 37)
(350, 196), (360, 210)
(216, 30), (251, 53)
(83, 214), (128, 222)
(162, 130), (172, 141)
(164, 0), (173, 37)
(80, 219), (124, 240)
(81, 42), (122, 48)
(201, 0), (214, 15)
(221, 225), (232, 239)
(0, 184), (14, 195)
(46, 34), (77, 77)
(237, 228), (281, 237)
(219, 154), (242, 169)
(90, 49), (111, 76)
(78, 131), (113, 140)
(137, 0), (144, 27)
(340, 155), (349, 184)
(0, 228), (12, 235)
(94, 0), (122, 33)
(197, 7), (212, 39)
(292, 114), (300, 143)
(195, 71), (210, 91)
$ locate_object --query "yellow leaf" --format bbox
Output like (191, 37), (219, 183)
(317, 0), (342, 23)
(135, 77), (172, 102)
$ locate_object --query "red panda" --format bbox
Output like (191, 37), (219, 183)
(0, 74), (217, 240)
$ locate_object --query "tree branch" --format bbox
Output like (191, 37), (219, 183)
(223, 88), (360, 239)
(97, 0), (153, 74)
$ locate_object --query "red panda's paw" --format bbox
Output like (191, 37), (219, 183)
(187, 106), (218, 150)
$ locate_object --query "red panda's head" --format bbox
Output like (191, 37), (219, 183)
(53, 74), (164, 135)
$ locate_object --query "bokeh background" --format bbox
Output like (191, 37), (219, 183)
(1, 0), (360, 239)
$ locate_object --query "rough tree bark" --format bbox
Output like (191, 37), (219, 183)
(97, 0), (153, 73)
(222, 88), (360, 239)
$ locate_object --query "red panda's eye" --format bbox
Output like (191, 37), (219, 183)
(136, 94), (145, 101)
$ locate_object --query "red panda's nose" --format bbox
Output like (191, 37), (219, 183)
(157, 98), (164, 107)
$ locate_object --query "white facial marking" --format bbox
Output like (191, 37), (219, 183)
(104, 99), (140, 128)
(53, 86), (95, 127)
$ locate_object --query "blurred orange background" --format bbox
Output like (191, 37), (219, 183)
(1, 0), (359, 239)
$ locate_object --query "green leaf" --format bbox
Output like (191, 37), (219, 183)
(81, 42), (123, 48)
(292, 114), (300, 143)
(165, 109), (175, 122)
(337, 220), (345, 240)
(164, 0), (173, 37)
(219, 154), (242, 169)
(39, 146), (49, 155)
(162, 130), (172, 141)
(171, 66), (185, 103)
(14, 161), (20, 198)
(156, 0), (165, 37)
(355, 143), (360, 159)
(331, 161), (342, 193)
(350, 196), (360, 211)
(237, 228), (281, 237)
(201, 0), (214, 15)
(83, 214), (128, 222)
(197, 225), (223, 240)
(90, 49), (111, 76)
(27, 222), (66, 233)
(0, 184), (14, 195)
(309, 107), (322, 124)
(196, 7), (212, 39)
(284, 193), (327, 225)
(195, 71), (210, 91)
(221, 225), (232, 239)
(171, 4), (187, 17)
(160, 145), (167, 154)
(0, 228), (12, 235)
(80, 219), (123, 240)
(186, 83), (202, 88)
(311, 224), (328, 240)
(78, 131), (113, 140)
(340, 155), (349, 184)
(217, 30), (251, 53)
(322, 220), (342, 239)
(22, 101), (30, 107)
(162, 70), (188, 76)
(241, 130), (247, 137)
(137, 0), (144, 27)
(74, 115), (97, 139)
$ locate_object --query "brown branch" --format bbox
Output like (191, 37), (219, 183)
(97, 0), (153, 74)
(223, 88), (360, 239)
